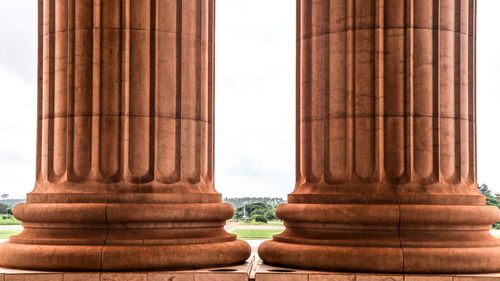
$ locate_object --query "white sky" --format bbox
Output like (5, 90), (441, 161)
(0, 1), (498, 199)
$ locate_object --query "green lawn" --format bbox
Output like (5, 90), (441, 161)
(231, 229), (284, 240)
(237, 221), (283, 226)
(0, 215), (21, 225)
(495, 235), (500, 238)
(0, 229), (22, 239)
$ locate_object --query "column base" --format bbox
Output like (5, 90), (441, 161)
(0, 239), (250, 271)
(0, 202), (251, 271)
(259, 240), (500, 273)
(258, 203), (500, 273)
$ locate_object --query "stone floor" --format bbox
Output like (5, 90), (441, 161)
(2, 252), (500, 281)
(254, 262), (500, 281)
(0, 259), (252, 281)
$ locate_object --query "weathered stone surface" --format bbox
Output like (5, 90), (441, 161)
(254, 262), (500, 281)
(0, 0), (250, 271)
(259, 0), (500, 273)
(0, 260), (253, 281)
(0, 259), (500, 280)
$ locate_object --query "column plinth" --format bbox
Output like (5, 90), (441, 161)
(259, 0), (500, 273)
(0, 0), (250, 271)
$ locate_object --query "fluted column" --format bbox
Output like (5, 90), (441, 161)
(0, 0), (250, 271)
(259, 0), (500, 273)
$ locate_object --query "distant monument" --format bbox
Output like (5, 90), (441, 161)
(243, 205), (249, 223)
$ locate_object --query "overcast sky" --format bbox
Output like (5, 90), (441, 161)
(0, 1), (498, 199)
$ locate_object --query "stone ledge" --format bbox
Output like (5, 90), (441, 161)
(1, 254), (500, 281)
(0, 256), (254, 281)
(254, 262), (500, 281)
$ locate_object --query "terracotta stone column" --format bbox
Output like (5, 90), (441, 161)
(0, 0), (250, 271)
(259, 0), (500, 273)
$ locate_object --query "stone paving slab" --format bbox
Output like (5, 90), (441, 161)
(254, 261), (500, 281)
(2, 254), (500, 281)
(0, 255), (254, 281)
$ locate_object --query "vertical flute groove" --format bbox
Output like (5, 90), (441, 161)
(99, 0), (123, 182)
(119, 0), (124, 183)
(150, 0), (157, 184)
(88, 0), (101, 180)
(199, 0), (208, 183)
(403, 0), (412, 184)
(469, 0), (476, 185)
(155, 0), (176, 184)
(327, 0), (349, 184)
(47, 0), (56, 183)
(326, 0), (348, 184)
(74, 0), (92, 182)
(323, 0), (331, 184)
(458, 0), (468, 184)
(96, 0), (103, 181)
(434, 0), (441, 184)
(439, 0), (457, 184)
(36, 0), (43, 182)
(295, 0), (302, 185)
(67, 0), (76, 181)
(208, 0), (214, 183)
(196, 0), (202, 184)
(123, 0), (131, 183)
(454, 0), (462, 183)
(353, 0), (376, 181)
(175, 0), (182, 182)
(472, 0), (477, 184)
(128, 0), (154, 182)
(351, 0), (357, 182)
(377, 0), (385, 183)
(347, 0), (354, 182)
(458, 0), (471, 184)
(53, 0), (68, 180)
(90, 0), (100, 181)
(304, 0), (313, 183)
(406, 0), (414, 183)
(372, 0), (379, 183)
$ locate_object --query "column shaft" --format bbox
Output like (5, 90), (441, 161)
(259, 0), (500, 273)
(36, 0), (214, 197)
(0, 0), (250, 271)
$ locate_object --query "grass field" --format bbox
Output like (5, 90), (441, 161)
(0, 229), (22, 239)
(0, 215), (21, 225)
(237, 221), (283, 226)
(231, 229), (283, 239)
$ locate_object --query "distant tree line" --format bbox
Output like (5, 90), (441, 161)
(232, 202), (278, 223)
(478, 184), (500, 229)
(0, 198), (25, 208)
(0, 203), (13, 215)
(223, 197), (287, 223)
(0, 195), (23, 220)
(223, 197), (286, 209)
